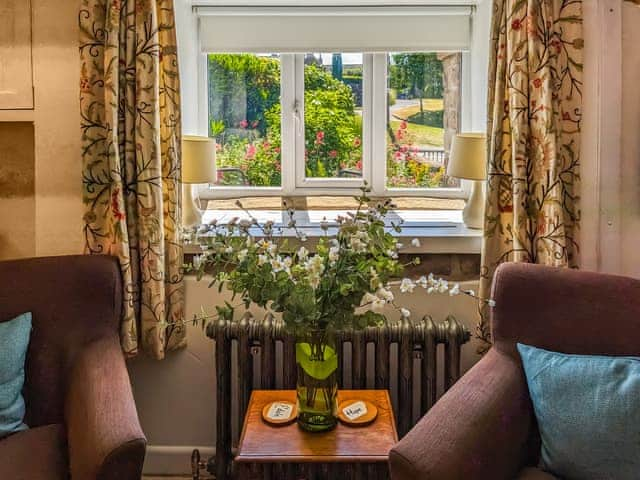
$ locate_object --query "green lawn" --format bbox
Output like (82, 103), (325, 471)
(392, 99), (443, 120)
(390, 120), (444, 148)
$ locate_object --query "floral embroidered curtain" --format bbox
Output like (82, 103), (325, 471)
(478, 0), (583, 352)
(80, 0), (185, 359)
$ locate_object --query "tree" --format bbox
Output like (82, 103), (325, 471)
(331, 53), (343, 81)
(389, 53), (443, 118)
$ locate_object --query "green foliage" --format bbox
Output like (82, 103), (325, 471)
(209, 56), (363, 184)
(304, 65), (361, 176)
(215, 136), (282, 186)
(387, 121), (446, 188)
(407, 109), (444, 129)
(388, 88), (397, 107)
(389, 53), (444, 100)
(207, 54), (280, 137)
(187, 186), (405, 334)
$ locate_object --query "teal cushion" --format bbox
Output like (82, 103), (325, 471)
(0, 312), (32, 438)
(517, 343), (640, 480)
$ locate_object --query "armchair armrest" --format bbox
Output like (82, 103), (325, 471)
(65, 336), (146, 480)
(389, 349), (537, 480)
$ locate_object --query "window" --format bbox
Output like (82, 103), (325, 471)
(194, 4), (473, 199)
(207, 53), (283, 187)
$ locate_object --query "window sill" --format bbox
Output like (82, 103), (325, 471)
(184, 208), (481, 255)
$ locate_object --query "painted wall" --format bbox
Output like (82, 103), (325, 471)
(620, 3), (640, 278)
(0, 123), (35, 259)
(0, 0), (82, 261)
(32, 0), (83, 257)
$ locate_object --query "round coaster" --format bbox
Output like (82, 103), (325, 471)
(262, 401), (298, 426)
(337, 399), (378, 426)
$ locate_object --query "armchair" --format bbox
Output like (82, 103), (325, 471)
(0, 255), (145, 480)
(389, 262), (640, 480)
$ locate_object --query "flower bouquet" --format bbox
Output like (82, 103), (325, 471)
(187, 183), (479, 432)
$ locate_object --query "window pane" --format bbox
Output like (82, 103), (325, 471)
(386, 52), (460, 189)
(208, 53), (282, 187)
(304, 53), (363, 179)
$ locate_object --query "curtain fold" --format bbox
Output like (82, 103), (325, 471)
(80, 0), (185, 359)
(478, 0), (583, 352)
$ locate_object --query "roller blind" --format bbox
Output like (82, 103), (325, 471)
(196, 5), (474, 53)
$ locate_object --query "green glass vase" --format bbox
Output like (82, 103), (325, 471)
(295, 330), (338, 432)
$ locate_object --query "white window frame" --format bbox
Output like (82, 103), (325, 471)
(196, 40), (472, 201)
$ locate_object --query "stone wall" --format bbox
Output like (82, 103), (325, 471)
(401, 253), (480, 281)
(438, 52), (462, 183)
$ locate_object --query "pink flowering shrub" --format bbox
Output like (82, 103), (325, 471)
(386, 120), (446, 188)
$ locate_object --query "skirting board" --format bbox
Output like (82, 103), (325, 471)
(144, 445), (216, 475)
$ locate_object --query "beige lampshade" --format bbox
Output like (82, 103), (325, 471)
(446, 133), (487, 181)
(182, 135), (217, 184)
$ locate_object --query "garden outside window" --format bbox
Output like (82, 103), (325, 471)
(193, 3), (475, 200)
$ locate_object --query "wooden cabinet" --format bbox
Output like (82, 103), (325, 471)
(0, 0), (33, 110)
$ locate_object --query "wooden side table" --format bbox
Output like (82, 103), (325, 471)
(235, 390), (398, 480)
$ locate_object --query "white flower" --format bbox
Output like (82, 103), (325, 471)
(237, 249), (248, 262)
(488, 299), (497, 307)
(400, 278), (416, 293)
(305, 256), (325, 288)
(437, 279), (449, 293)
(350, 239), (363, 252)
(270, 256), (285, 273)
(224, 246), (234, 254)
(395, 242), (404, 249)
(362, 292), (378, 305)
(417, 275), (428, 288)
(376, 287), (394, 303)
(372, 298), (386, 311)
(257, 254), (268, 266)
(192, 254), (204, 269)
(328, 246), (340, 265)
(411, 238), (421, 248)
(386, 249), (399, 259)
(309, 273), (321, 289)
(369, 267), (381, 290)
(330, 238), (340, 248)
(297, 246), (309, 260)
(305, 255), (325, 276)
(349, 232), (368, 253)
(348, 230), (370, 253)
(283, 256), (292, 270)
(362, 292), (385, 312)
(449, 283), (460, 296)
(400, 308), (411, 318)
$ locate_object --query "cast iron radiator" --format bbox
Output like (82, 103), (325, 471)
(200, 312), (470, 479)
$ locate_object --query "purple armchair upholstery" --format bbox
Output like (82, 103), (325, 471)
(389, 262), (640, 480)
(0, 255), (145, 480)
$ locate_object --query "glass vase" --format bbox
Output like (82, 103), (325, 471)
(295, 329), (338, 432)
